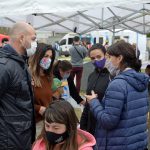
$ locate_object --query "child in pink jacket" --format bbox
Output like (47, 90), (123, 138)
(32, 100), (96, 150)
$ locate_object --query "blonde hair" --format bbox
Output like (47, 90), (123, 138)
(29, 56), (42, 87)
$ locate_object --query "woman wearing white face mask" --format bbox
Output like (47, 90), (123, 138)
(29, 43), (55, 137)
(85, 41), (148, 150)
(53, 60), (85, 106)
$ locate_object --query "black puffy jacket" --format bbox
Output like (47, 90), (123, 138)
(0, 45), (35, 150)
(80, 68), (110, 135)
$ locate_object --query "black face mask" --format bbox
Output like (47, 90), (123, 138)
(46, 131), (68, 145)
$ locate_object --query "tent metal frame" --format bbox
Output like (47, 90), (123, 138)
(2, 3), (150, 35)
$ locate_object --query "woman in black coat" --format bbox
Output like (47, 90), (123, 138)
(80, 44), (111, 135)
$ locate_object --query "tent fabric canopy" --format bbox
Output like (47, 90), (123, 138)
(0, 0), (150, 34)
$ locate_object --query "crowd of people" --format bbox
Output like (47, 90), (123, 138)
(0, 22), (149, 150)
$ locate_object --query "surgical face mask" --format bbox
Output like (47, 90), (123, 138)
(63, 73), (70, 79)
(46, 131), (68, 145)
(3, 43), (8, 47)
(40, 58), (51, 70)
(26, 41), (37, 57)
(105, 59), (120, 76)
(92, 58), (106, 69)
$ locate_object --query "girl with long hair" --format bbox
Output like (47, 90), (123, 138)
(29, 43), (55, 136)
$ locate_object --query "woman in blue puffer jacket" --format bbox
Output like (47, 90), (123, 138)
(86, 41), (149, 150)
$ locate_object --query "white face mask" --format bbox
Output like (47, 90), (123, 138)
(26, 41), (37, 57)
(105, 59), (120, 76)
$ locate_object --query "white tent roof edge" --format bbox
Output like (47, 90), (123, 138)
(0, 0), (150, 34)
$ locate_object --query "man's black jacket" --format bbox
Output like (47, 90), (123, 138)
(0, 45), (35, 150)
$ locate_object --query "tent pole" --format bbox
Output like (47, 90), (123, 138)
(101, 8), (104, 28)
(41, 15), (73, 32)
(136, 32), (138, 58)
(143, 4), (146, 34)
(112, 17), (115, 44)
(52, 31), (55, 37)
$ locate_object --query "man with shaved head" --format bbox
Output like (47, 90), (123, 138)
(0, 22), (36, 150)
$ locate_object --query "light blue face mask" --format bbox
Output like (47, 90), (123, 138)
(63, 73), (70, 79)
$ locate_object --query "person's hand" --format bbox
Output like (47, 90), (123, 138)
(39, 106), (46, 116)
(31, 78), (34, 86)
(80, 100), (86, 106)
(85, 90), (98, 103)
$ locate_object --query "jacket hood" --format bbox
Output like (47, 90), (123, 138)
(0, 44), (26, 64)
(32, 129), (96, 150)
(116, 69), (149, 92)
(77, 128), (96, 150)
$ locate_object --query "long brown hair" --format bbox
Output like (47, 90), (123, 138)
(38, 100), (79, 150)
(29, 43), (55, 87)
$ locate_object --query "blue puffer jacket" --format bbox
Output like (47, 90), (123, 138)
(89, 69), (149, 150)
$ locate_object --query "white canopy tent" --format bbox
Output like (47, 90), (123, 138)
(0, 0), (150, 34)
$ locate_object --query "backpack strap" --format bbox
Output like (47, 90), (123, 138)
(74, 46), (84, 59)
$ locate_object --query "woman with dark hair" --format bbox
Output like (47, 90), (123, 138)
(32, 100), (96, 150)
(53, 60), (85, 105)
(86, 41), (149, 150)
(80, 44), (111, 135)
(29, 43), (55, 136)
